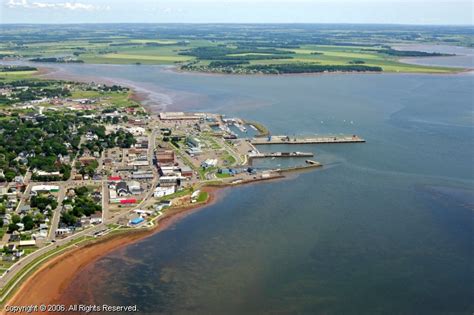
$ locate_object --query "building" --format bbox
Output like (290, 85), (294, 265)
(159, 112), (202, 120)
(159, 176), (180, 187)
(156, 149), (175, 164)
(201, 159), (218, 169)
(186, 136), (201, 149)
(34, 170), (61, 177)
(159, 166), (181, 176)
(186, 147), (202, 156)
(120, 198), (137, 205)
(181, 166), (193, 178)
(131, 171), (154, 180)
(154, 186), (175, 198)
(129, 217), (145, 225)
(127, 181), (141, 194)
(128, 126), (146, 136)
(116, 181), (130, 196)
(32, 185), (60, 193)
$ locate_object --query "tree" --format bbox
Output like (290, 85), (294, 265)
(61, 212), (76, 226)
(11, 214), (21, 224)
(8, 222), (18, 233)
(21, 215), (35, 230)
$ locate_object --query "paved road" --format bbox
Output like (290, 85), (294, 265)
(47, 184), (67, 241)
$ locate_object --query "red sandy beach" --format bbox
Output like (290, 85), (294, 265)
(2, 187), (225, 313)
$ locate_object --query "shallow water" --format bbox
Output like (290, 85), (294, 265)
(28, 63), (474, 314)
(393, 44), (474, 69)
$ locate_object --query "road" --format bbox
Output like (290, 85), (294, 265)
(47, 184), (66, 241)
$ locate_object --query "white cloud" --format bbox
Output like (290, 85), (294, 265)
(6, 0), (104, 10)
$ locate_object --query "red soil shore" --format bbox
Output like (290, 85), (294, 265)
(2, 187), (224, 313)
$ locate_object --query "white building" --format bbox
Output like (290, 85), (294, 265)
(154, 186), (176, 198)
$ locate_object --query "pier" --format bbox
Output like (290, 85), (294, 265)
(248, 151), (314, 159)
(251, 135), (365, 145)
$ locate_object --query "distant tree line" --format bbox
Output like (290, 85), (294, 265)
(370, 49), (454, 57)
(0, 66), (37, 72)
(245, 63), (383, 74)
(29, 57), (84, 63)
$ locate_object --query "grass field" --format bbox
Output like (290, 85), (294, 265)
(0, 70), (39, 81)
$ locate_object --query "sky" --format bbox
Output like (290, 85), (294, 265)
(1, 0), (473, 25)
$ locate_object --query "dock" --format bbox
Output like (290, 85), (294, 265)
(251, 135), (365, 145)
(248, 151), (314, 159)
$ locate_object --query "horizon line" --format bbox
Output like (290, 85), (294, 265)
(1, 22), (473, 27)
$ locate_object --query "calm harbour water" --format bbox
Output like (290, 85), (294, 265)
(29, 54), (474, 314)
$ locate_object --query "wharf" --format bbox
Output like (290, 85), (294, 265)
(251, 135), (365, 145)
(249, 151), (314, 159)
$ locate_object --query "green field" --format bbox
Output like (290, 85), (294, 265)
(0, 24), (470, 74)
(0, 70), (39, 81)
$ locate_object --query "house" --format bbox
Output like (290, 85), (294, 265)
(14, 175), (25, 184)
(0, 185), (8, 195)
(85, 132), (98, 141)
(18, 205), (31, 214)
(8, 231), (20, 242)
(91, 191), (102, 203)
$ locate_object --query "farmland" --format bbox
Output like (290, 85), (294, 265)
(0, 24), (471, 74)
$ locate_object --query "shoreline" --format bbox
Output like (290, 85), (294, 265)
(2, 186), (226, 311)
(167, 63), (472, 77)
(21, 60), (472, 83)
